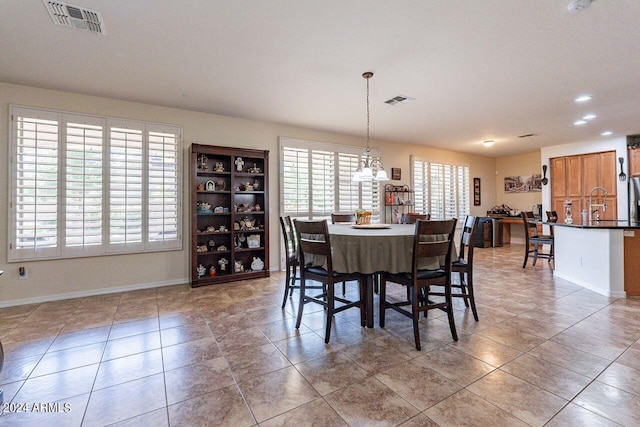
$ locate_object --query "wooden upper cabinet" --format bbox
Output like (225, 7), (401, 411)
(598, 150), (617, 197)
(582, 153), (599, 196)
(566, 155), (583, 197)
(629, 147), (640, 177)
(551, 157), (566, 197)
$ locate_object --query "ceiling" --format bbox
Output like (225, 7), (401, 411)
(1, 0), (639, 157)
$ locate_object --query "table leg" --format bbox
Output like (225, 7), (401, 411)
(365, 274), (374, 328)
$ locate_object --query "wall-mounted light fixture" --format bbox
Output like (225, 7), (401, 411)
(619, 157), (627, 182)
(541, 164), (549, 185)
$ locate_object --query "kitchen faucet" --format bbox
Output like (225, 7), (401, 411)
(589, 186), (608, 222)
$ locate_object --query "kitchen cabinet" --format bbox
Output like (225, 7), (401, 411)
(550, 151), (617, 222)
(190, 144), (269, 287)
(629, 146), (640, 177)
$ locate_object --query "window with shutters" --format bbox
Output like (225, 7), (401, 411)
(412, 157), (469, 221)
(280, 137), (381, 221)
(8, 106), (182, 261)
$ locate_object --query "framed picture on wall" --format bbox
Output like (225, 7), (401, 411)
(473, 177), (481, 206)
(391, 167), (401, 180)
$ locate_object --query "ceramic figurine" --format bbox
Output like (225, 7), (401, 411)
(234, 260), (244, 273)
(197, 264), (206, 278)
(235, 157), (244, 171)
(209, 266), (216, 276)
(251, 257), (264, 271)
(218, 257), (229, 271)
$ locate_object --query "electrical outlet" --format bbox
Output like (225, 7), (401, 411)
(18, 266), (27, 280)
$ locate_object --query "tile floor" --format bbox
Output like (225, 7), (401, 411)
(1, 244), (640, 426)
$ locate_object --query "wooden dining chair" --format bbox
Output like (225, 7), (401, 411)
(331, 213), (355, 224)
(400, 212), (430, 224)
(522, 211), (554, 268)
(331, 212), (357, 295)
(379, 218), (458, 350)
(279, 216), (300, 308)
(451, 215), (479, 321)
(293, 219), (366, 343)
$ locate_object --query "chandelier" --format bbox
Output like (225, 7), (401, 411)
(353, 72), (389, 182)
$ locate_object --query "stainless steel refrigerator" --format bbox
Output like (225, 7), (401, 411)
(630, 177), (640, 222)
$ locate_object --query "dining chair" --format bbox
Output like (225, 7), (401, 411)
(522, 211), (554, 268)
(451, 215), (479, 321)
(379, 218), (458, 351)
(293, 219), (366, 343)
(279, 216), (300, 308)
(400, 212), (430, 224)
(331, 213), (355, 224)
(331, 212), (357, 295)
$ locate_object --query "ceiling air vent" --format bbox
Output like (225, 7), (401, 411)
(43, 0), (106, 35)
(518, 133), (538, 139)
(385, 95), (416, 106)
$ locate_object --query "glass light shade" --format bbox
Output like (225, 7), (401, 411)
(352, 170), (362, 181)
(360, 166), (373, 180)
(374, 169), (389, 181)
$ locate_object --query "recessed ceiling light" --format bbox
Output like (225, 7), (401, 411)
(482, 140), (495, 147)
(601, 131), (613, 136)
(574, 120), (587, 126)
(583, 114), (596, 120)
(575, 95), (592, 103)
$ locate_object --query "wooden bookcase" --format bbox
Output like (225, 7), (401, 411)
(190, 144), (269, 287)
(384, 184), (414, 223)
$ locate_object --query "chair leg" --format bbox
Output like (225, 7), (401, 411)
(281, 265), (291, 309)
(295, 277), (306, 329)
(523, 245), (529, 268)
(533, 243), (539, 266)
(444, 283), (458, 341)
(324, 282), (335, 344)
(412, 286), (421, 351)
(359, 276), (366, 327)
(342, 281), (346, 296)
(467, 270), (479, 321)
(290, 265), (298, 297)
(459, 271), (469, 307)
(379, 276), (387, 328)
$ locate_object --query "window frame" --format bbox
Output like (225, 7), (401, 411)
(8, 105), (183, 262)
(411, 155), (470, 222)
(279, 137), (382, 221)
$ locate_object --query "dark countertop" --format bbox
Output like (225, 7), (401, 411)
(536, 220), (640, 230)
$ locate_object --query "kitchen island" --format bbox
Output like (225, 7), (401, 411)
(544, 220), (640, 298)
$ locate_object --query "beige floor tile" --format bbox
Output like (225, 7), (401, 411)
(501, 353), (592, 399)
(31, 342), (106, 377)
(168, 385), (256, 427)
(158, 309), (205, 329)
(0, 354), (40, 385)
(239, 366), (320, 422)
(466, 370), (567, 426)
(295, 352), (370, 396)
(159, 321), (213, 347)
(477, 323), (546, 352)
(13, 364), (98, 403)
(256, 317), (313, 342)
(0, 392), (89, 427)
(325, 376), (419, 426)
(551, 328), (630, 361)
(102, 330), (161, 361)
(260, 398), (348, 427)
(48, 325), (111, 352)
(106, 408), (169, 427)
(414, 346), (495, 386)
(614, 346), (640, 371)
(226, 342), (291, 382)
(527, 340), (611, 378)
(375, 359), (462, 410)
(108, 317), (159, 340)
(425, 389), (529, 427)
(165, 357), (235, 404)
(451, 333), (523, 367)
(215, 325), (271, 354)
(398, 413), (440, 426)
(83, 373), (166, 426)
(574, 381), (640, 426)
(274, 332), (341, 365)
(597, 362), (640, 396)
(340, 338), (411, 374)
(161, 337), (222, 371)
(93, 349), (163, 390)
(546, 402), (620, 427)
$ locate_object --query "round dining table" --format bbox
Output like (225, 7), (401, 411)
(327, 223), (447, 327)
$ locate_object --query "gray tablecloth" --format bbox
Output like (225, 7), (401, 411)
(318, 224), (453, 274)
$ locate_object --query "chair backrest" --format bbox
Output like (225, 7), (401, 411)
(401, 212), (430, 224)
(279, 216), (296, 260)
(293, 219), (333, 272)
(331, 213), (355, 224)
(458, 215), (478, 263)
(412, 219), (457, 274)
(546, 211), (558, 222)
(521, 211), (539, 243)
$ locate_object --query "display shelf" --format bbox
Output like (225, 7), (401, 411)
(191, 144), (269, 287)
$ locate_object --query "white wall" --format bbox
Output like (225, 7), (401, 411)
(0, 82), (497, 306)
(540, 137), (628, 220)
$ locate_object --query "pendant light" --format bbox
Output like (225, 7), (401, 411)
(353, 72), (389, 182)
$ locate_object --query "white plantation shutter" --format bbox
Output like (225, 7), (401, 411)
(12, 109), (60, 258)
(311, 150), (335, 216)
(9, 106), (182, 261)
(338, 153), (360, 213)
(65, 116), (104, 252)
(412, 157), (469, 223)
(279, 137), (382, 220)
(147, 128), (179, 246)
(282, 146), (310, 217)
(109, 124), (144, 249)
